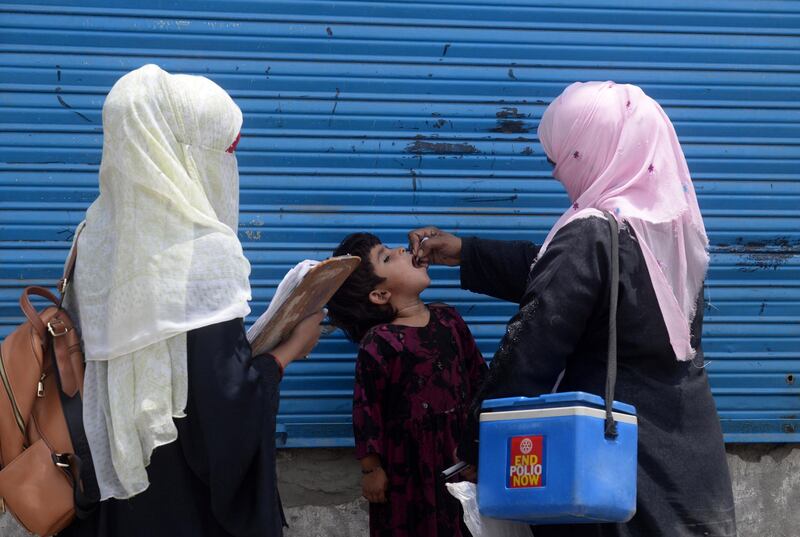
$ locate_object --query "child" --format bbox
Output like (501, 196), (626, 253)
(327, 233), (487, 537)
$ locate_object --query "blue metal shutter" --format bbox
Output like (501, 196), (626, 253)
(1, 0), (797, 445)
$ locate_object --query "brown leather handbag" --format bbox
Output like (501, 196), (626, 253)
(0, 235), (99, 536)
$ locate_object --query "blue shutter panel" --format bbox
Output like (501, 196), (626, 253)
(1, 0), (798, 445)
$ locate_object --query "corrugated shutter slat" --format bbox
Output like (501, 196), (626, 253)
(1, 0), (797, 445)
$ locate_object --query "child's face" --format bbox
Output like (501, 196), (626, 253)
(369, 243), (431, 298)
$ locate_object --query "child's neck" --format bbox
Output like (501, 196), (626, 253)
(390, 296), (429, 328)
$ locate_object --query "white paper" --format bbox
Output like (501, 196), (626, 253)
(247, 259), (318, 345)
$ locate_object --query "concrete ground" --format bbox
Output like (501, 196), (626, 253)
(278, 444), (800, 537)
(2, 443), (796, 536)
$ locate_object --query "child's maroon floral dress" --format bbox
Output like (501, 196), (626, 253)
(353, 304), (487, 537)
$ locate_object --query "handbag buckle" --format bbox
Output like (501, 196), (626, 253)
(52, 453), (71, 468)
(47, 319), (69, 337)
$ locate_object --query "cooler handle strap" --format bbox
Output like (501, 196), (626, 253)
(602, 211), (620, 440)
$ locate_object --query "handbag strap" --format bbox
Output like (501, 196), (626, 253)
(18, 286), (60, 342)
(49, 343), (100, 517)
(58, 222), (85, 307)
(602, 211), (620, 440)
(53, 222), (100, 514)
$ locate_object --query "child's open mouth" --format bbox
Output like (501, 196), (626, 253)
(411, 237), (429, 269)
(412, 256), (428, 270)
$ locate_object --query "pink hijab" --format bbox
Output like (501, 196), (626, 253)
(537, 81), (709, 361)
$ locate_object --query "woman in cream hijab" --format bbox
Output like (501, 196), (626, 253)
(62, 64), (322, 537)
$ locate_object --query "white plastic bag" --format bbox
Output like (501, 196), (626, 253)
(446, 481), (533, 537)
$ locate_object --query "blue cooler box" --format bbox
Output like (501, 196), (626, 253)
(477, 392), (637, 524)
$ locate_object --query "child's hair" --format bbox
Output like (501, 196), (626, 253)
(328, 233), (396, 343)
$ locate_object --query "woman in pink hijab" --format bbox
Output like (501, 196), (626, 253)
(410, 82), (736, 536)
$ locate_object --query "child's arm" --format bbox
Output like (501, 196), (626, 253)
(451, 308), (488, 467)
(449, 306), (488, 397)
(352, 340), (390, 502)
(466, 327), (488, 397)
(360, 454), (388, 503)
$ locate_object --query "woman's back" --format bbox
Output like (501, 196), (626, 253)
(442, 79), (737, 537)
(457, 213), (735, 536)
(56, 64), (322, 537)
(62, 319), (286, 537)
(545, 216), (736, 537)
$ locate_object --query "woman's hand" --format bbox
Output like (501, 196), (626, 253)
(452, 448), (477, 483)
(271, 310), (326, 369)
(362, 467), (389, 503)
(407, 226), (462, 267)
(461, 464), (477, 483)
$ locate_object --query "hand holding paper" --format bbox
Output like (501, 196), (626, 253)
(271, 310), (327, 368)
(247, 255), (361, 356)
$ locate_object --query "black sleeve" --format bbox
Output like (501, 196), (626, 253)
(459, 237), (540, 303)
(458, 217), (610, 464)
(180, 318), (285, 537)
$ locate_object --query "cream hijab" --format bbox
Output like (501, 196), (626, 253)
(537, 81), (709, 361)
(66, 64), (252, 499)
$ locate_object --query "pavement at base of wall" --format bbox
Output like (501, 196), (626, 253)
(278, 445), (800, 537)
(2, 444), (796, 537)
